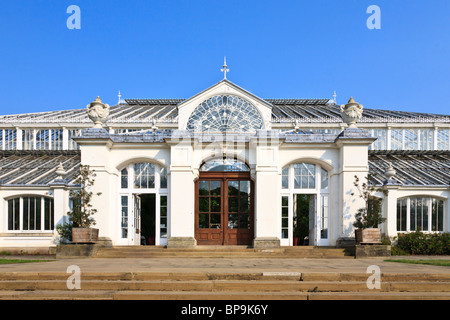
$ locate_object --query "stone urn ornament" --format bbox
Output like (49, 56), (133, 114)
(87, 96), (110, 128)
(340, 97), (363, 128)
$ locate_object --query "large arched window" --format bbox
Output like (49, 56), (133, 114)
(186, 95), (264, 133)
(397, 197), (445, 232)
(7, 196), (54, 231)
(280, 162), (330, 246)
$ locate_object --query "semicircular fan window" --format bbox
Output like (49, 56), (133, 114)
(186, 95), (264, 133)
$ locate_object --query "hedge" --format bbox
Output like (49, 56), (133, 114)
(396, 231), (450, 255)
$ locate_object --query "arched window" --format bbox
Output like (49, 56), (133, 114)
(397, 197), (445, 232)
(7, 196), (54, 231)
(200, 158), (249, 172)
(186, 95), (264, 133)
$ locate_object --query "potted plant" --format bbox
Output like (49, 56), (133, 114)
(67, 165), (102, 243)
(352, 174), (387, 244)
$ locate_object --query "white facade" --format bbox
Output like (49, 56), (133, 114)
(0, 79), (449, 250)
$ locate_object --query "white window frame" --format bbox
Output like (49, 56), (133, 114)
(118, 162), (169, 246)
(4, 195), (54, 233)
(280, 163), (330, 246)
(396, 197), (446, 233)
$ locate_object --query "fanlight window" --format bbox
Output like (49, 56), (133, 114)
(186, 95), (264, 133)
(200, 158), (249, 172)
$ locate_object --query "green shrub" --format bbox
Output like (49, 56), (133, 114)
(396, 231), (450, 255)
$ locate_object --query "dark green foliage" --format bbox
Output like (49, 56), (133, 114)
(396, 231), (450, 255)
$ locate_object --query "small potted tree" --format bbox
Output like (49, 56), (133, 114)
(69, 165), (102, 243)
(352, 174), (387, 244)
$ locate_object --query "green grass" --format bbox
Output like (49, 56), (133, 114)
(385, 259), (450, 267)
(0, 259), (53, 265)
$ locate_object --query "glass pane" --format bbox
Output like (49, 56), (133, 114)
(410, 198), (416, 231)
(282, 167), (289, 189)
(282, 207), (288, 217)
(121, 169), (128, 188)
(281, 229), (288, 239)
(239, 214), (250, 229)
(160, 195), (167, 206)
(321, 168), (328, 189)
(199, 181), (209, 196)
(210, 181), (221, 196)
(422, 198), (428, 231)
(35, 197), (41, 230)
(239, 181), (250, 196)
(281, 196), (288, 207)
(228, 181), (239, 196)
(228, 214), (239, 229)
(239, 196), (250, 213)
(160, 168), (167, 188)
(199, 197), (209, 213)
(210, 214), (221, 229)
(23, 198), (29, 230)
(282, 218), (288, 228)
(199, 214), (209, 229)
(210, 197), (221, 212)
(228, 197), (238, 212)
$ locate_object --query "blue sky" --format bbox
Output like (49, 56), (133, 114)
(0, 0), (449, 115)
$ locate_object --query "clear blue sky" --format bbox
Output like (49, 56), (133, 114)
(0, 0), (449, 115)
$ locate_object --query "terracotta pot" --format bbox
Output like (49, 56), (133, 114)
(72, 228), (99, 244)
(293, 237), (300, 246)
(355, 228), (381, 244)
(147, 237), (155, 246)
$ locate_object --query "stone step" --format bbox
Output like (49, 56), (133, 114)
(1, 272), (449, 282)
(93, 246), (352, 259)
(0, 290), (449, 300)
(1, 279), (449, 292)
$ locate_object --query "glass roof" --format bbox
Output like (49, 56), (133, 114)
(186, 95), (264, 133)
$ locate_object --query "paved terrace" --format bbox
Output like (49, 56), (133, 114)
(0, 256), (449, 275)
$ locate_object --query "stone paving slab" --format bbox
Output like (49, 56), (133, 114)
(0, 256), (448, 275)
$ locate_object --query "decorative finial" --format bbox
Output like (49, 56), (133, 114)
(384, 163), (396, 179)
(333, 91), (337, 104)
(221, 56), (229, 80)
(118, 90), (122, 105)
(55, 162), (66, 180)
(340, 96), (364, 128)
(87, 96), (110, 128)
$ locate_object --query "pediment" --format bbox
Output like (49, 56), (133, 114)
(177, 79), (273, 131)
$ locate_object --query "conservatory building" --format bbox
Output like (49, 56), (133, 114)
(0, 78), (449, 251)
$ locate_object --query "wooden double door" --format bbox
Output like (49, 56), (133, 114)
(195, 172), (254, 246)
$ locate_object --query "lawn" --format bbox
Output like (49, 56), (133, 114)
(385, 259), (450, 267)
(0, 259), (53, 265)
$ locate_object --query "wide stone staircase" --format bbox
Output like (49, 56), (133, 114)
(92, 245), (355, 259)
(0, 270), (448, 300)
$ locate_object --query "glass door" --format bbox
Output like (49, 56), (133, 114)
(225, 179), (253, 245)
(132, 194), (141, 246)
(196, 180), (223, 245)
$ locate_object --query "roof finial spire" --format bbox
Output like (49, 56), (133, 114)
(118, 90), (122, 105)
(221, 56), (229, 80)
(333, 91), (337, 104)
